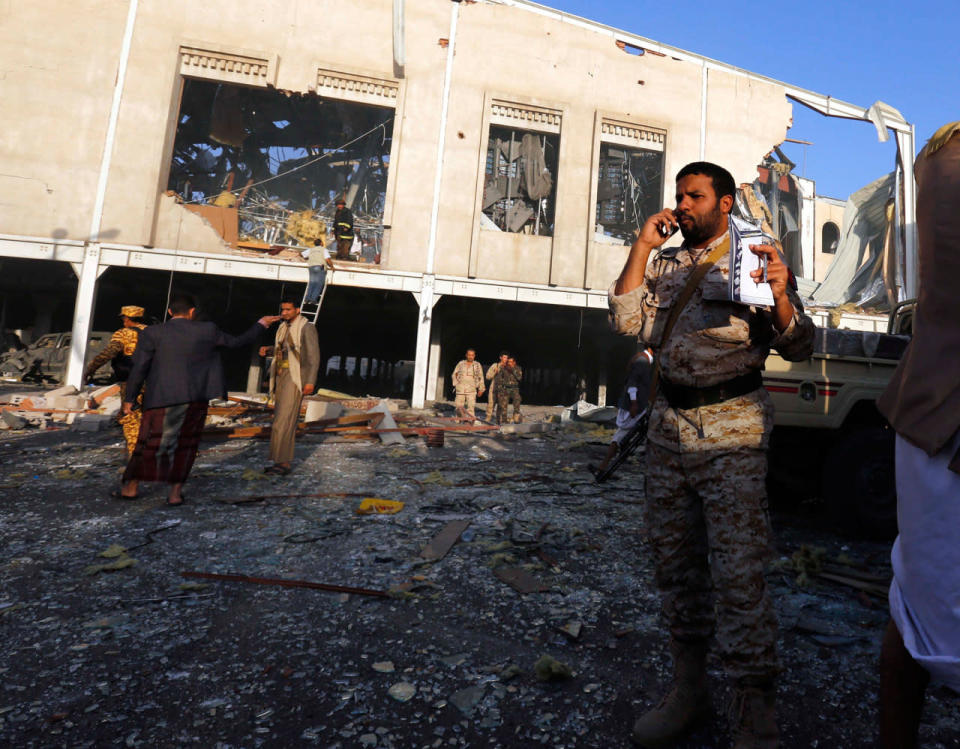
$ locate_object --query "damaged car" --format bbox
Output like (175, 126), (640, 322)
(0, 331), (112, 384)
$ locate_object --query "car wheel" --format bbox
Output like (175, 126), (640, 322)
(822, 425), (897, 540)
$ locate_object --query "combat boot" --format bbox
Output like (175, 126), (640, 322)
(513, 412), (522, 424)
(730, 683), (778, 749)
(630, 640), (710, 747)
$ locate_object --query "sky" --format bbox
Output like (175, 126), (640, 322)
(541, 0), (959, 200)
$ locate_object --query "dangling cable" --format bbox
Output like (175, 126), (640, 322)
(162, 267), (174, 322)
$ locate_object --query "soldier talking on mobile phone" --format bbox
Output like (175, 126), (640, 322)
(609, 162), (814, 748)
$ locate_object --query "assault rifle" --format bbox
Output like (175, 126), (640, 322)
(593, 412), (648, 484)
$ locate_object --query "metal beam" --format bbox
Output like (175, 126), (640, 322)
(896, 126), (918, 299)
(425, 1), (461, 276)
(65, 0), (140, 388)
(0, 234), (616, 311)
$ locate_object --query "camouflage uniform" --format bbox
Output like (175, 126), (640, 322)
(451, 359), (484, 419)
(495, 364), (523, 424)
(84, 323), (147, 455)
(609, 228), (814, 683)
(485, 362), (503, 417)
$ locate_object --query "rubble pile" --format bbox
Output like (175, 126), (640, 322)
(0, 384), (121, 432)
(0, 395), (957, 747)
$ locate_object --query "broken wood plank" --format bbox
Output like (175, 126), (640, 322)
(493, 566), (549, 594)
(207, 404), (269, 416)
(304, 412), (383, 430)
(227, 395), (273, 409)
(820, 563), (891, 584)
(202, 412), (383, 439)
(1, 405), (98, 415)
(817, 572), (890, 598)
(181, 571), (389, 598)
(420, 520), (471, 561)
(202, 424), (272, 439)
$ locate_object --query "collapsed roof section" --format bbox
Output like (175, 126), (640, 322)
(808, 172), (897, 309)
(165, 78), (393, 264)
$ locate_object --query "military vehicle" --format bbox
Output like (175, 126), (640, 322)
(765, 301), (914, 540)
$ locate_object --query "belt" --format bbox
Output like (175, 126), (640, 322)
(660, 371), (762, 410)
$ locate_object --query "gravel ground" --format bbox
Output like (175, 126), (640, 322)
(0, 405), (957, 748)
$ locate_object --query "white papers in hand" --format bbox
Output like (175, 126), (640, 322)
(729, 219), (774, 307)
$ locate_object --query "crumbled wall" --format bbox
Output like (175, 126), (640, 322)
(153, 194), (234, 254)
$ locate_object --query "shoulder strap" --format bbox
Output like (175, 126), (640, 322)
(647, 238), (730, 403)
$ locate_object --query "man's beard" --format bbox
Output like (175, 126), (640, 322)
(678, 206), (724, 246)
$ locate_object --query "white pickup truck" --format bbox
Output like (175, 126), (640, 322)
(764, 301), (914, 540)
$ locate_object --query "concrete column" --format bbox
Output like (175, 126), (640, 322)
(410, 283), (441, 408)
(426, 318), (442, 401)
(64, 244), (102, 388)
(597, 363), (607, 407)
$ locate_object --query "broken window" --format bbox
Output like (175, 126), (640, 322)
(481, 126), (558, 236)
(595, 142), (664, 243)
(166, 78), (394, 263)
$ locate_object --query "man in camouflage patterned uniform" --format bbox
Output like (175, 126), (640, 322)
(84, 305), (148, 456)
(609, 162), (814, 748)
(451, 348), (485, 422)
(495, 356), (523, 424)
(485, 351), (509, 421)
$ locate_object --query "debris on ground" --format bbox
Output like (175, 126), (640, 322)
(533, 654), (574, 681)
(0, 392), (956, 747)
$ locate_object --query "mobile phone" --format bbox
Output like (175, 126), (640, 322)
(658, 221), (679, 238)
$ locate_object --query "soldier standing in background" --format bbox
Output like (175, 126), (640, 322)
(485, 351), (508, 422)
(84, 305), (148, 457)
(451, 348), (485, 422)
(495, 355), (523, 424)
(609, 162), (814, 748)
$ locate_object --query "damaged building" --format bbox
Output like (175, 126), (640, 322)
(0, 0), (917, 406)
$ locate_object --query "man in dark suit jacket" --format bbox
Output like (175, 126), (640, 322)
(118, 294), (278, 505)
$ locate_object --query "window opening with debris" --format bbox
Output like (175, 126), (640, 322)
(595, 143), (664, 243)
(166, 79), (394, 264)
(481, 126), (558, 236)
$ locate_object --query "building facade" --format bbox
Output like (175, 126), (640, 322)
(0, 0), (916, 406)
